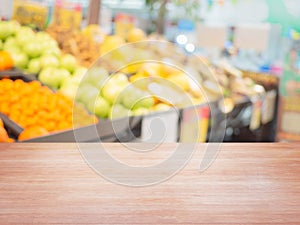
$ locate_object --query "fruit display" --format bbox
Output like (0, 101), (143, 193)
(47, 24), (104, 67)
(52, 63), (204, 120)
(76, 69), (157, 119)
(0, 18), (270, 133)
(0, 118), (14, 143)
(46, 24), (147, 67)
(0, 51), (14, 71)
(96, 41), (267, 110)
(0, 78), (97, 141)
(38, 35), (267, 121)
(0, 20), (85, 84)
(210, 61), (266, 96)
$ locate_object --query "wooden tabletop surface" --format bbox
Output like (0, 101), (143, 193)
(0, 143), (300, 224)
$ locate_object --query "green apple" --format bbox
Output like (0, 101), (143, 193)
(121, 86), (144, 109)
(39, 67), (70, 89)
(73, 66), (88, 77)
(3, 37), (18, 48)
(10, 52), (28, 69)
(76, 84), (99, 105)
(84, 67), (109, 85)
(71, 75), (84, 85)
(101, 83), (124, 104)
(40, 54), (60, 68)
(15, 27), (35, 46)
(62, 75), (83, 88)
(56, 68), (71, 86)
(133, 107), (150, 116)
(7, 20), (20, 35)
(16, 26), (35, 35)
(87, 96), (111, 118)
(35, 31), (53, 42)
(42, 47), (61, 57)
(60, 54), (77, 73)
(133, 95), (155, 109)
(59, 82), (79, 100)
(3, 37), (20, 53)
(61, 76), (78, 88)
(109, 104), (132, 119)
(0, 21), (16, 40)
(11, 20), (21, 27)
(47, 39), (59, 48)
(39, 67), (60, 89)
(23, 41), (43, 58)
(4, 44), (21, 54)
(27, 58), (41, 74)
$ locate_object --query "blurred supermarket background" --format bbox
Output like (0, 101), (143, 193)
(0, 0), (299, 143)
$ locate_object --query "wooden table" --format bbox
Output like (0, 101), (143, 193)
(0, 143), (300, 224)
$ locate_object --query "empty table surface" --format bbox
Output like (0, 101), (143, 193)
(0, 143), (300, 224)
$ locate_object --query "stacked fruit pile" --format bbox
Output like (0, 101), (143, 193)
(51, 62), (204, 120)
(0, 20), (85, 83)
(77, 69), (156, 119)
(47, 24), (147, 67)
(47, 24), (105, 67)
(0, 78), (97, 140)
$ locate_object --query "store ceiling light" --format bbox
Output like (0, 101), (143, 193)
(185, 43), (195, 53)
(176, 34), (188, 45)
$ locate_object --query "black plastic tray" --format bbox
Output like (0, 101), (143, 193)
(0, 68), (37, 77)
(0, 72), (36, 82)
(0, 68), (20, 76)
(0, 113), (22, 140)
(25, 116), (142, 142)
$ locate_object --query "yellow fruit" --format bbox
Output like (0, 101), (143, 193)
(129, 73), (150, 90)
(122, 64), (142, 74)
(152, 103), (171, 112)
(82, 24), (107, 43)
(100, 35), (125, 55)
(167, 73), (190, 91)
(190, 96), (203, 105)
(139, 63), (162, 77)
(129, 74), (142, 82)
(127, 28), (146, 42)
(162, 64), (182, 76)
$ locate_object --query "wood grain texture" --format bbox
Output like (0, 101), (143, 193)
(0, 143), (300, 224)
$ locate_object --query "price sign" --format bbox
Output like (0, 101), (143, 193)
(52, 0), (82, 30)
(141, 109), (179, 143)
(250, 97), (262, 131)
(262, 90), (277, 125)
(180, 106), (210, 143)
(12, 0), (48, 30)
(277, 96), (300, 141)
(115, 13), (135, 39)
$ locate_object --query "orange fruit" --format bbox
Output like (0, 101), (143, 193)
(0, 51), (14, 71)
(18, 126), (49, 141)
(0, 126), (10, 142)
